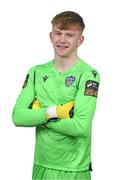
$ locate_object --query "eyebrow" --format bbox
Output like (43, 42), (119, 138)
(53, 29), (77, 33)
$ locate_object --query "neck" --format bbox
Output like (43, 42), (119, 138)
(54, 55), (80, 72)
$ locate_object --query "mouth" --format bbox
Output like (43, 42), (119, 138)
(57, 45), (69, 50)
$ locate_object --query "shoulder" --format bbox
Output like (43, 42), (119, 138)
(35, 60), (52, 70)
(28, 60), (53, 74)
(79, 59), (99, 74)
(79, 59), (100, 82)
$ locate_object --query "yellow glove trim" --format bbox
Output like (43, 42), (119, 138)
(32, 99), (74, 120)
(56, 101), (74, 119)
(32, 99), (41, 109)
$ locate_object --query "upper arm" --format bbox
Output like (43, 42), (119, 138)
(12, 67), (47, 127)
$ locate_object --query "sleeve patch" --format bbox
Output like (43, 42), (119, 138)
(22, 74), (29, 88)
(84, 80), (99, 97)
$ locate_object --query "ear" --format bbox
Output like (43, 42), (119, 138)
(77, 35), (84, 47)
(49, 32), (53, 43)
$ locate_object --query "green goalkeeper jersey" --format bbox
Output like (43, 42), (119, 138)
(12, 58), (100, 171)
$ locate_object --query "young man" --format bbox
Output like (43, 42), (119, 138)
(12, 11), (100, 180)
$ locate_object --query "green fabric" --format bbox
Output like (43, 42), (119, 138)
(12, 58), (100, 174)
(32, 164), (91, 180)
(12, 66), (48, 126)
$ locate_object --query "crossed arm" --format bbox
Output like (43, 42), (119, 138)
(12, 67), (100, 137)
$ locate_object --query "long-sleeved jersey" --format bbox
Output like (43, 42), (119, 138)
(12, 58), (100, 172)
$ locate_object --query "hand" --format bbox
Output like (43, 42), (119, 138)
(46, 101), (74, 120)
(31, 99), (74, 120)
(57, 101), (74, 119)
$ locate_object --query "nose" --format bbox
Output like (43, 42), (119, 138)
(60, 34), (66, 43)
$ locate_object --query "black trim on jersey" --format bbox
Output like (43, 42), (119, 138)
(76, 73), (83, 90)
(49, 118), (60, 122)
(34, 70), (36, 86)
(28, 97), (37, 109)
(22, 74), (29, 88)
(89, 162), (93, 171)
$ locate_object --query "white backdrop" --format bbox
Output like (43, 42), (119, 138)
(0, 0), (120, 179)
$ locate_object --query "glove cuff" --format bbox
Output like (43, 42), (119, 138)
(46, 106), (57, 120)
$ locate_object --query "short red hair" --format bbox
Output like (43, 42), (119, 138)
(51, 11), (85, 32)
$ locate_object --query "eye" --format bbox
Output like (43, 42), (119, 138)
(66, 33), (74, 37)
(55, 31), (61, 36)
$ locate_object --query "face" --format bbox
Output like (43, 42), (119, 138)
(50, 25), (84, 58)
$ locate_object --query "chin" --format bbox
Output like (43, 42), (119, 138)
(56, 51), (70, 58)
(56, 52), (67, 57)
(58, 54), (70, 59)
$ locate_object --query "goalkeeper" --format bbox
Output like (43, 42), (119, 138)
(12, 11), (100, 180)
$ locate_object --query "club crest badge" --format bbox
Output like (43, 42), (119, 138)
(65, 76), (76, 87)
